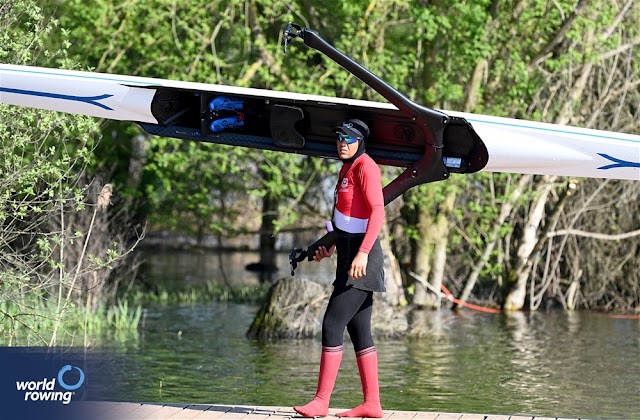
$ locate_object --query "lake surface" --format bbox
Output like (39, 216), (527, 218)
(139, 248), (336, 288)
(108, 249), (640, 419)
(106, 302), (639, 419)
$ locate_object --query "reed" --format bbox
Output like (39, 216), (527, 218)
(125, 282), (271, 305)
(0, 292), (141, 346)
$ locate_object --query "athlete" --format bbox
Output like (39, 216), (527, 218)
(293, 119), (385, 418)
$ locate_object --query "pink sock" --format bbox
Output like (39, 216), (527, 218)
(337, 347), (382, 418)
(294, 346), (343, 417)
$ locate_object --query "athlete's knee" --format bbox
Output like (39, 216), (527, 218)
(321, 309), (345, 347)
(347, 323), (374, 352)
(322, 324), (344, 347)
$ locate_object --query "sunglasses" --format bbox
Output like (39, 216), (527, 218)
(337, 133), (360, 144)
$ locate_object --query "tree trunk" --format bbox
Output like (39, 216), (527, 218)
(407, 187), (456, 310)
(127, 134), (147, 192)
(379, 221), (405, 307)
(424, 190), (457, 309)
(257, 191), (278, 283)
(412, 203), (435, 307)
(504, 175), (557, 311)
(456, 175), (532, 309)
(503, 21), (597, 311)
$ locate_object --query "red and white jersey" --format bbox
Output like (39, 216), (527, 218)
(333, 154), (384, 253)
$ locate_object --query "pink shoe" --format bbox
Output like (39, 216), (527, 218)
(336, 347), (383, 418)
(293, 346), (343, 418)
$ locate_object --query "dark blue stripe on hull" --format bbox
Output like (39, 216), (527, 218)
(0, 87), (114, 110)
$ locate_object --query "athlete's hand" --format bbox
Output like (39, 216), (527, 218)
(349, 251), (369, 279)
(313, 245), (335, 262)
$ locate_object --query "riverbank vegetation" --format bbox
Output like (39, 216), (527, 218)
(124, 282), (271, 306)
(1, 0), (638, 345)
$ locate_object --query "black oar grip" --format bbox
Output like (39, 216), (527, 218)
(305, 231), (338, 261)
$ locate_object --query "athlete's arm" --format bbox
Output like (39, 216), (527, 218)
(358, 160), (384, 254)
(349, 159), (384, 279)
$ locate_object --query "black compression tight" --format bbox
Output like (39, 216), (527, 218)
(321, 286), (374, 352)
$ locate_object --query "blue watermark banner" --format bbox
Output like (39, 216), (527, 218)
(0, 347), (121, 419)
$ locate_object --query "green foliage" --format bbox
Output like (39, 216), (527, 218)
(0, 285), (141, 346)
(0, 0), (150, 345)
(19, 0), (640, 314)
(126, 282), (271, 306)
(0, 0), (99, 275)
(50, 0), (325, 238)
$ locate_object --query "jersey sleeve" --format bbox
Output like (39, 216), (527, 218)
(357, 159), (385, 253)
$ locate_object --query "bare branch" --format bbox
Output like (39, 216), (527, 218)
(548, 228), (640, 241)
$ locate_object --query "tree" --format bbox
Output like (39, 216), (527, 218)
(52, 0), (333, 269)
(44, 0), (640, 315)
(495, 1), (640, 310)
(1, 0), (140, 345)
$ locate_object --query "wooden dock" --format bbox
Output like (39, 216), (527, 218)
(71, 402), (581, 420)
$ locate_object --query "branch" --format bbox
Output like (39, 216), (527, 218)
(600, 0), (635, 41)
(247, 0), (290, 85)
(0, 309), (49, 346)
(556, 30), (594, 125)
(529, 0), (588, 69)
(547, 229), (640, 241)
(600, 40), (640, 60)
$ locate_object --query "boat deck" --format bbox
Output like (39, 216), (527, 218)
(73, 402), (582, 420)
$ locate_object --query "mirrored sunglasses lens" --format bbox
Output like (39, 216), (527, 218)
(337, 133), (358, 144)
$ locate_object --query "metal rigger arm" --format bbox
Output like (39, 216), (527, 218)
(283, 23), (455, 274)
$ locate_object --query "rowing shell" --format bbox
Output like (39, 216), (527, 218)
(0, 63), (638, 181)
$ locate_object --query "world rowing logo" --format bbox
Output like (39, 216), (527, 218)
(341, 178), (348, 188)
(58, 365), (85, 391)
(15, 365), (85, 405)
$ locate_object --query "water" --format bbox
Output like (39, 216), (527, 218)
(93, 249), (640, 418)
(103, 303), (640, 419)
(139, 248), (336, 288)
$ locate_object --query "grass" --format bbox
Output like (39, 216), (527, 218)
(0, 296), (141, 347)
(124, 282), (272, 306)
(0, 282), (271, 346)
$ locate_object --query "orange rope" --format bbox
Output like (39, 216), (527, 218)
(439, 284), (640, 317)
(594, 313), (640, 320)
(440, 284), (502, 314)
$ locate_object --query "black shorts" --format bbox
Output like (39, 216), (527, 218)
(333, 233), (385, 293)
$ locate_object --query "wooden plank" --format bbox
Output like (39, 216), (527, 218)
(69, 402), (580, 420)
(95, 402), (151, 419)
(459, 414), (486, 420)
(411, 412), (438, 420)
(387, 411), (419, 420)
(137, 403), (190, 419)
(79, 401), (122, 415)
(191, 412), (229, 420)
(264, 407), (297, 418)
(211, 406), (259, 420)
(166, 404), (216, 419)
(191, 406), (236, 420)
(125, 403), (178, 419)
(168, 404), (234, 420)
(380, 411), (395, 420)
(434, 413), (462, 420)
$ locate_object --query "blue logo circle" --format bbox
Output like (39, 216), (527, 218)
(57, 365), (85, 391)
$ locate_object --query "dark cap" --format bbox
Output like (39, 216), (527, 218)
(334, 118), (370, 140)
